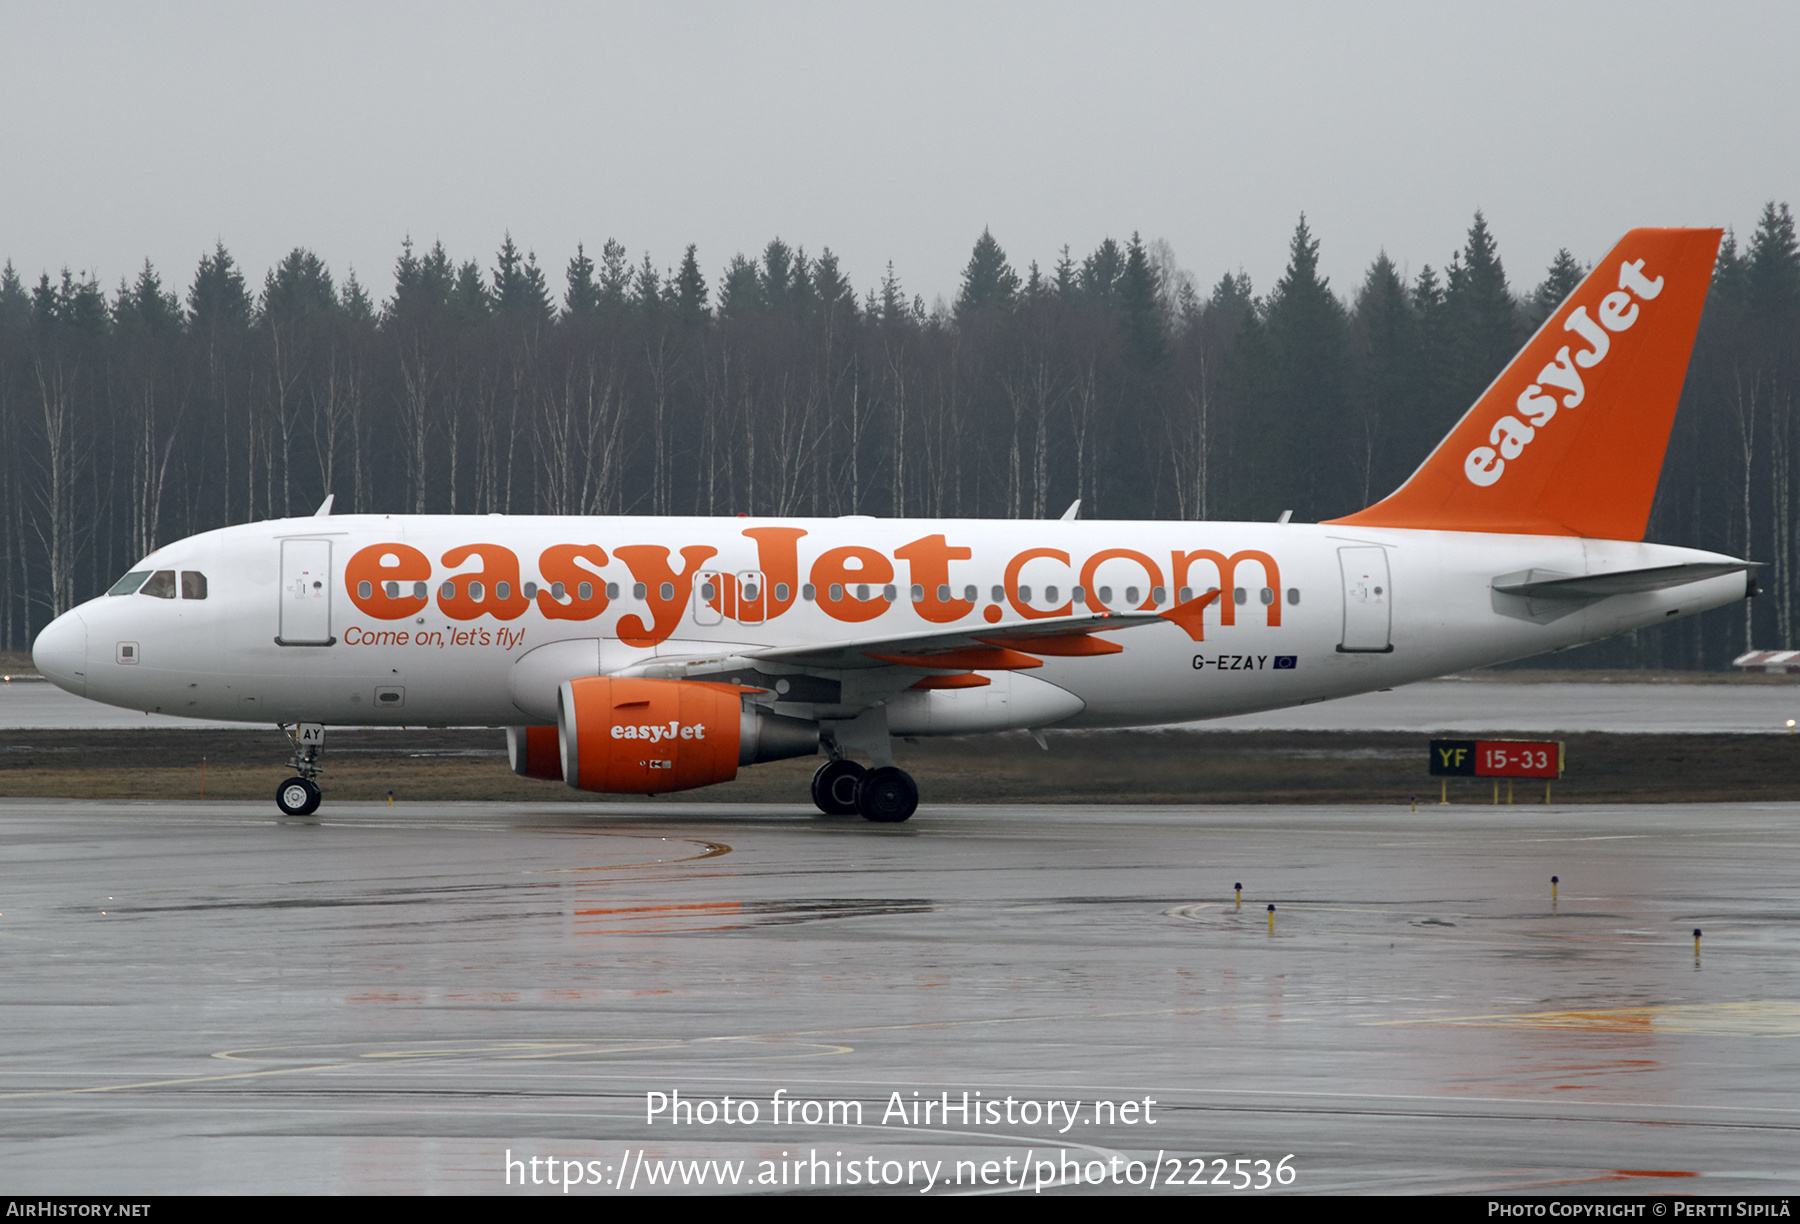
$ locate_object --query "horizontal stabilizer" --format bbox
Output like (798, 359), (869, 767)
(1492, 562), (1756, 600)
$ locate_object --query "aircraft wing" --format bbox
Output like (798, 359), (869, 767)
(742, 593), (1219, 672)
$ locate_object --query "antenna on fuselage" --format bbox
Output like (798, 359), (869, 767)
(313, 494), (334, 518)
(1059, 499), (1080, 521)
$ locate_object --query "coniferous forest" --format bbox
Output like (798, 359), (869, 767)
(2, 208), (1797, 668)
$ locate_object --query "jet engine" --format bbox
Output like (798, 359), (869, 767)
(506, 725), (564, 781)
(556, 676), (818, 794)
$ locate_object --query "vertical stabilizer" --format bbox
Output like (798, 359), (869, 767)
(1327, 227), (1722, 540)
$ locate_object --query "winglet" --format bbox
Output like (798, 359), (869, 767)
(1327, 227), (1722, 540)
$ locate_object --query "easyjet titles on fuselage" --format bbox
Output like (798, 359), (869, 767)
(342, 529), (1284, 648)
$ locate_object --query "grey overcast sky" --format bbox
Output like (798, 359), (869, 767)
(3, 1), (1795, 310)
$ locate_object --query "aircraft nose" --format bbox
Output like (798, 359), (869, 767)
(32, 609), (88, 697)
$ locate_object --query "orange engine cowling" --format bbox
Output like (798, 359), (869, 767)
(557, 676), (817, 795)
(507, 726), (564, 781)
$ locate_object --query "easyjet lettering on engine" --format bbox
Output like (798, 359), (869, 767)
(611, 721), (709, 743)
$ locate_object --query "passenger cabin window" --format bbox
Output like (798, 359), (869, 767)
(180, 571), (207, 600)
(140, 570), (177, 599)
(108, 570), (151, 596)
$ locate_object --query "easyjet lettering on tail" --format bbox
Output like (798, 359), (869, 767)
(33, 226), (1753, 825)
(1462, 256), (1665, 489)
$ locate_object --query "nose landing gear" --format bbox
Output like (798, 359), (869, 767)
(276, 775), (321, 816)
(275, 723), (326, 816)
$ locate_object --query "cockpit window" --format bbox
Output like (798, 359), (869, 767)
(107, 570), (151, 596)
(140, 570), (177, 599)
(180, 571), (208, 600)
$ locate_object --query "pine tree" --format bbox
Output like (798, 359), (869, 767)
(673, 244), (709, 326)
(1529, 248), (1587, 322)
(1206, 270), (1254, 329)
(1746, 201), (1800, 323)
(1443, 211), (1518, 410)
(1119, 232), (1163, 365)
(761, 238), (795, 314)
(492, 234), (553, 325)
(564, 243), (600, 319)
(1354, 252), (1418, 500)
(388, 238), (454, 322)
(717, 254), (762, 317)
(878, 262), (908, 326)
(1053, 246), (1076, 299)
(449, 259), (490, 325)
(1263, 215), (1352, 516)
(633, 254), (662, 317)
(814, 248), (855, 317)
(1080, 238), (1124, 307)
(0, 261), (30, 329)
(188, 243), (252, 333)
(261, 248), (336, 321)
(1713, 228), (1747, 302)
(1410, 263), (1455, 439)
(339, 269), (375, 323)
(955, 228), (1020, 318)
(115, 261), (182, 333)
(788, 245), (818, 319)
(597, 239), (632, 311)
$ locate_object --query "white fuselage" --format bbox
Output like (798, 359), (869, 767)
(31, 514), (1748, 733)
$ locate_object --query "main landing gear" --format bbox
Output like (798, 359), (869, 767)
(275, 723), (325, 816)
(811, 758), (919, 823)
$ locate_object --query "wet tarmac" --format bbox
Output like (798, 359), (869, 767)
(1, 797), (1796, 1195)
(8, 674), (1800, 734)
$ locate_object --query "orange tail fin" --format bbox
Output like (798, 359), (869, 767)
(1327, 227), (1722, 540)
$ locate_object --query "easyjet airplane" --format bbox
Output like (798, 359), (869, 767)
(31, 228), (1749, 822)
